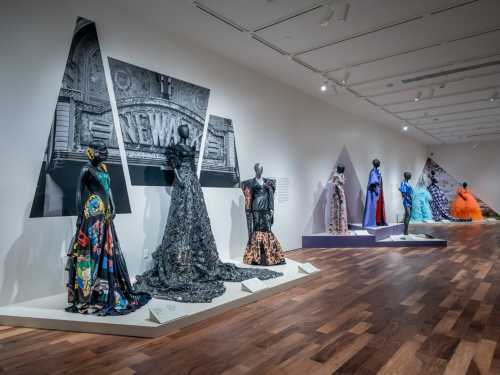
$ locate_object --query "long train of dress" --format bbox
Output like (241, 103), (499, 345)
(135, 144), (282, 303)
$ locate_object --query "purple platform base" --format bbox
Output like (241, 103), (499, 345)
(349, 223), (404, 241)
(302, 230), (447, 249)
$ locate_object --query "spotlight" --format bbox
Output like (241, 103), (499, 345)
(489, 91), (499, 102)
(340, 68), (350, 86)
(320, 80), (338, 95)
(413, 91), (422, 102)
(402, 125), (409, 132)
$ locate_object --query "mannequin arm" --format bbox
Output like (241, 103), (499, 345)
(109, 187), (116, 218)
(75, 166), (88, 228)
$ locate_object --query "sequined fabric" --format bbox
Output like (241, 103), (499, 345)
(135, 144), (282, 303)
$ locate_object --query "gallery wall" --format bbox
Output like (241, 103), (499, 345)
(428, 140), (500, 214)
(0, 0), (427, 306)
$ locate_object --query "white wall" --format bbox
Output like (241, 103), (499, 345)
(0, 0), (427, 305)
(429, 140), (500, 213)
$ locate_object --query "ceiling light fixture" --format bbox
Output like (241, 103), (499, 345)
(402, 125), (409, 132)
(340, 68), (350, 86)
(414, 91), (422, 102)
(320, 79), (338, 95)
(489, 91), (499, 102)
(320, 0), (350, 27)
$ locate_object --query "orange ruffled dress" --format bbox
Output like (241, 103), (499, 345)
(450, 187), (483, 221)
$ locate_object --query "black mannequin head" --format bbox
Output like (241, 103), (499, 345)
(463, 182), (468, 189)
(404, 171), (412, 181)
(254, 163), (263, 178)
(178, 124), (190, 140)
(372, 159), (381, 168)
(336, 163), (345, 174)
(87, 140), (108, 166)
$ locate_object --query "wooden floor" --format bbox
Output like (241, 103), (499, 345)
(2, 223), (500, 375)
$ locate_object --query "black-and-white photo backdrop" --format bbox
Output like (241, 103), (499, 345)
(200, 115), (240, 188)
(108, 58), (210, 186)
(30, 17), (131, 218)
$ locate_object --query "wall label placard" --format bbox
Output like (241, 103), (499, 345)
(271, 177), (290, 204)
(148, 303), (184, 324)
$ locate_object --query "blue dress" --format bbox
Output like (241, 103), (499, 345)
(399, 181), (413, 208)
(363, 168), (386, 228)
(410, 185), (433, 222)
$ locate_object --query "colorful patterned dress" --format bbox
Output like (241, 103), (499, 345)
(242, 178), (286, 265)
(427, 178), (458, 221)
(135, 144), (282, 303)
(327, 172), (348, 234)
(66, 165), (151, 315)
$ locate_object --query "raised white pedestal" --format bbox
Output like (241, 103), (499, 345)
(0, 259), (320, 338)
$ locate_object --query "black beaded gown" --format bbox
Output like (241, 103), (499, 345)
(135, 143), (282, 303)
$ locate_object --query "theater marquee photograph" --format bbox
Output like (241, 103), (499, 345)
(108, 58), (211, 186)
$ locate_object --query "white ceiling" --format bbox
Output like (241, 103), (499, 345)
(110, 0), (500, 144)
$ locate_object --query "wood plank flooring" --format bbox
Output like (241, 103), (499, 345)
(2, 223), (500, 374)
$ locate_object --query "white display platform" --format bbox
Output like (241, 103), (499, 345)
(0, 259), (319, 338)
(379, 234), (448, 243)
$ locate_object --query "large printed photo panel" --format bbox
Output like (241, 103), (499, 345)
(200, 115), (240, 188)
(30, 17), (130, 217)
(108, 58), (210, 186)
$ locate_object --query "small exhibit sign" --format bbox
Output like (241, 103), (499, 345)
(241, 277), (267, 293)
(298, 262), (320, 274)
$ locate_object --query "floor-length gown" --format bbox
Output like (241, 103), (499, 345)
(363, 167), (386, 228)
(450, 187), (483, 221)
(242, 178), (286, 266)
(410, 183), (433, 222)
(135, 143), (282, 303)
(327, 172), (348, 234)
(67, 165), (151, 315)
(427, 178), (461, 221)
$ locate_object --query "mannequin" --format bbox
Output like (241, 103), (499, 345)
(450, 182), (483, 221)
(399, 172), (413, 236)
(135, 126), (281, 303)
(325, 163), (348, 234)
(363, 159), (387, 228)
(241, 163), (286, 266)
(66, 140), (151, 315)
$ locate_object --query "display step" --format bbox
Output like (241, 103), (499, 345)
(0, 259), (319, 338)
(349, 222), (405, 241)
(302, 229), (447, 248)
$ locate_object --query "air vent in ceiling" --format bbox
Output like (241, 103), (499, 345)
(401, 60), (500, 84)
(193, 2), (247, 32)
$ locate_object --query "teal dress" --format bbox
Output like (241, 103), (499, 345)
(410, 185), (433, 222)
